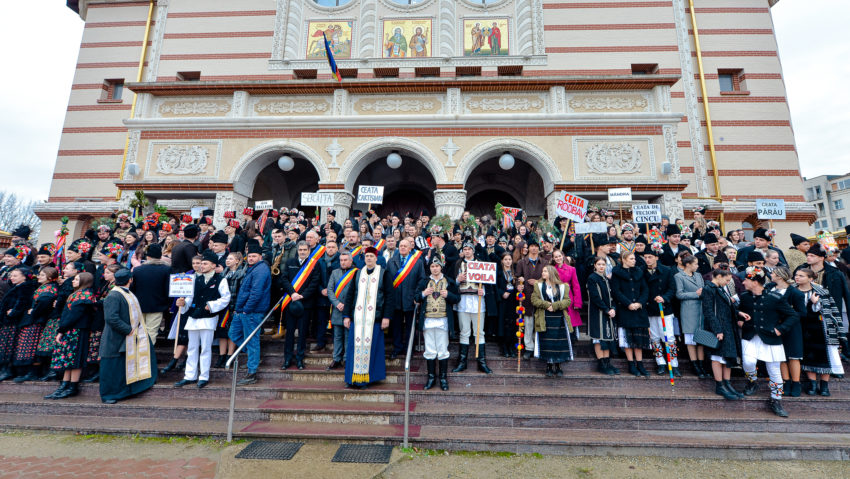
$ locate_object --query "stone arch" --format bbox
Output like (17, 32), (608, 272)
(453, 138), (561, 196)
(230, 140), (329, 197)
(338, 137), (447, 191)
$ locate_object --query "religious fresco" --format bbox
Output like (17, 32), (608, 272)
(463, 18), (509, 56)
(382, 19), (432, 58)
(306, 21), (354, 59)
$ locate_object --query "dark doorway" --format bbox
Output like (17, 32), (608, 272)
(252, 158), (320, 211)
(466, 189), (522, 218)
(351, 154), (436, 218)
(464, 157), (546, 216)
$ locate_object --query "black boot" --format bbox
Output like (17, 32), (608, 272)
(656, 364), (667, 376)
(788, 381), (801, 397)
(0, 366), (14, 382)
(214, 354), (227, 369)
(723, 380), (744, 399)
(82, 365), (99, 383)
(672, 367), (682, 378)
(423, 360), (437, 390)
(743, 380), (759, 396)
(554, 363), (564, 378)
(54, 381), (80, 399)
(839, 338), (850, 362)
(804, 380), (817, 395)
(545, 363), (555, 378)
(452, 344), (468, 373)
(44, 381), (69, 400)
(38, 367), (59, 382)
(628, 361), (639, 377)
(606, 358), (620, 375)
(692, 362), (706, 379)
(716, 381), (741, 400)
(159, 358), (178, 374)
(635, 361), (650, 377)
(769, 398), (789, 418)
(438, 359), (449, 391)
(819, 380), (831, 397)
(14, 366), (40, 383)
(597, 358), (609, 375)
(476, 346), (493, 375)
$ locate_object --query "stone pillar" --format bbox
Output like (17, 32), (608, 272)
(434, 190), (466, 220)
(328, 191), (354, 222)
(659, 192), (684, 221)
(545, 190), (564, 221)
(213, 191), (249, 229)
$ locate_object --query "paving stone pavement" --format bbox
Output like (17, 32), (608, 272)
(0, 455), (217, 479)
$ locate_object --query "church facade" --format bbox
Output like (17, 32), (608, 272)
(39, 0), (811, 246)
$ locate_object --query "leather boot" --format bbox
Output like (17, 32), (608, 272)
(628, 361), (639, 377)
(159, 358), (178, 374)
(743, 380), (759, 396)
(597, 358), (608, 375)
(656, 364), (668, 376)
(423, 359), (437, 390)
(819, 380), (831, 397)
(438, 359), (449, 391)
(716, 381), (740, 400)
(554, 363), (564, 378)
(545, 363), (554, 378)
(693, 362), (706, 379)
(804, 380), (817, 395)
(635, 361), (650, 377)
(38, 368), (59, 382)
(606, 358), (620, 375)
(476, 346), (493, 374)
(14, 366), (40, 383)
(788, 381), (801, 397)
(0, 367), (14, 382)
(45, 381), (69, 400)
(214, 354), (227, 369)
(723, 380), (744, 399)
(769, 398), (789, 418)
(452, 344), (468, 373)
(54, 381), (80, 399)
(82, 365), (99, 383)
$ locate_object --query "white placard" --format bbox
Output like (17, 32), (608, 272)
(190, 206), (205, 219)
(169, 274), (195, 298)
(574, 222), (609, 234)
(632, 204), (662, 223)
(607, 187), (633, 203)
(466, 261), (497, 285)
(554, 192), (588, 223)
(756, 199), (786, 220)
(357, 185), (384, 204)
(254, 200), (274, 210)
(301, 192), (335, 207)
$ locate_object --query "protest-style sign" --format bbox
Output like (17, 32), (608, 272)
(357, 185), (384, 204)
(301, 192), (335, 207)
(607, 187), (633, 203)
(254, 200), (274, 210)
(555, 192), (588, 223)
(190, 206), (205, 219)
(632, 204), (662, 224)
(169, 274), (195, 298)
(756, 199), (786, 220)
(574, 222), (609, 234)
(466, 261), (497, 284)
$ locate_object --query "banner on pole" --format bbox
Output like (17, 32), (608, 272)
(466, 261), (497, 284)
(607, 187), (633, 203)
(632, 204), (662, 223)
(357, 185), (384, 204)
(555, 192), (588, 223)
(254, 200), (274, 210)
(574, 222), (608, 234)
(301, 192), (335, 207)
(756, 199), (786, 220)
(169, 274), (195, 298)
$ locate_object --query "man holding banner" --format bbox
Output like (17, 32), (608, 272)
(452, 240), (493, 374)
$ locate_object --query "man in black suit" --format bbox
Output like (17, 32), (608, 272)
(735, 228), (787, 269)
(280, 241), (321, 370)
(660, 224), (684, 267)
(171, 224), (199, 273)
(696, 234), (728, 276)
(130, 243), (171, 344)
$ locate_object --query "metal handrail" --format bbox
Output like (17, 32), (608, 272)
(226, 298), (283, 442)
(402, 304), (419, 448)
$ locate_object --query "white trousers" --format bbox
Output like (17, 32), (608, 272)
(524, 315), (535, 351)
(185, 329), (214, 381)
(424, 328), (450, 360)
(458, 311), (485, 345)
(742, 340), (784, 400)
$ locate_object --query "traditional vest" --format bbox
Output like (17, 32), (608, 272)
(188, 273), (223, 319)
(458, 260), (478, 294)
(425, 276), (449, 318)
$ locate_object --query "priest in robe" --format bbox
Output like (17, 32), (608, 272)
(342, 247), (395, 389)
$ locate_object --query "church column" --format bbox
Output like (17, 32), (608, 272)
(434, 190), (466, 220)
(328, 191), (354, 222)
(658, 192), (684, 221)
(545, 190), (564, 221)
(213, 191), (249, 230)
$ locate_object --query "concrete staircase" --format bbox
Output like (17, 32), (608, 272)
(0, 338), (848, 460)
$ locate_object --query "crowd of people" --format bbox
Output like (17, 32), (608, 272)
(0, 205), (848, 418)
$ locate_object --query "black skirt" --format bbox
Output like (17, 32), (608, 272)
(781, 320), (804, 360)
(537, 312), (573, 363)
(801, 314), (831, 374)
(214, 309), (233, 339)
(0, 325), (17, 364)
(14, 324), (44, 366)
(619, 327), (650, 350)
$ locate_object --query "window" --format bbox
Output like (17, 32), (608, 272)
(314, 0), (353, 6)
(834, 199), (845, 210)
(838, 218), (847, 228)
(815, 185), (822, 197)
(177, 71), (201, 81)
(834, 179), (850, 191)
(99, 79), (124, 102)
(389, 0), (429, 4)
(718, 69), (745, 93)
(817, 203), (826, 215)
(631, 63), (659, 75)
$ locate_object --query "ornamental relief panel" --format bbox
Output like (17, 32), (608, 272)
(572, 137), (657, 182)
(464, 94), (546, 114)
(351, 95), (443, 115)
(251, 97), (332, 116)
(144, 140), (222, 179)
(565, 94), (650, 113)
(154, 98), (232, 118)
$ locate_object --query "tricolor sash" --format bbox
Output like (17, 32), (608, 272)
(619, 241), (635, 253)
(334, 267), (359, 298)
(219, 309), (231, 329)
(276, 245), (326, 312)
(350, 245), (363, 257)
(374, 238), (386, 251)
(393, 250), (422, 288)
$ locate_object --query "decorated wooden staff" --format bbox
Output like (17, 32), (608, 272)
(659, 303), (675, 387)
(516, 277), (525, 372)
(173, 310), (182, 356)
(475, 280), (483, 358)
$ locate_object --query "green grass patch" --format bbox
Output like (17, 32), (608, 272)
(65, 433), (245, 449)
(398, 447), (543, 459)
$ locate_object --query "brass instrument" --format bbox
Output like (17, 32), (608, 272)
(271, 248), (284, 276)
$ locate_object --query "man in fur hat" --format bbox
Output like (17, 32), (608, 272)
(660, 224), (683, 267)
(786, 233), (810, 273)
(736, 228), (787, 269)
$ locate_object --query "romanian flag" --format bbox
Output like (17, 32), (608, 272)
(323, 32), (342, 82)
(257, 209), (269, 235)
(501, 206), (521, 230)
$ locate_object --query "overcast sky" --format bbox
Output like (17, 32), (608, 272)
(0, 0), (847, 203)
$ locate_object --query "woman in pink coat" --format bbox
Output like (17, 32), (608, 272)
(552, 249), (583, 331)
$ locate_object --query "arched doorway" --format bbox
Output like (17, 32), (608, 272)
(252, 158), (319, 211)
(466, 189), (521, 218)
(465, 157), (547, 216)
(351, 153), (436, 217)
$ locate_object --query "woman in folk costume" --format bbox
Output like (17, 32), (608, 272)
(701, 267), (746, 400)
(495, 251), (518, 358)
(611, 252), (650, 377)
(342, 247), (395, 389)
(551, 249), (583, 338)
(36, 260), (82, 381)
(532, 265), (574, 377)
(675, 255), (707, 379)
(587, 257), (619, 375)
(769, 266), (806, 397)
(0, 267), (36, 381)
(415, 254), (460, 391)
(12, 267), (59, 382)
(45, 272), (95, 400)
(99, 268), (157, 404)
(793, 268), (843, 396)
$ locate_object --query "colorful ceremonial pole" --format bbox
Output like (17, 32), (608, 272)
(659, 303), (675, 387)
(516, 277), (525, 372)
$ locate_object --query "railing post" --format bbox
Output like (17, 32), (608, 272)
(226, 355), (239, 442)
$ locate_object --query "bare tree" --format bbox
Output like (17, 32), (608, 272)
(0, 192), (41, 240)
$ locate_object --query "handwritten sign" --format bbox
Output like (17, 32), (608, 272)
(756, 199), (786, 220)
(357, 185), (384, 204)
(607, 187), (633, 203)
(574, 222), (609, 234)
(301, 192), (335, 207)
(254, 200), (274, 210)
(555, 192), (588, 223)
(169, 274), (195, 298)
(632, 204), (662, 223)
(466, 261), (497, 285)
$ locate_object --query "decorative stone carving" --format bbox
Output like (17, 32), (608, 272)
(143, 1), (169, 82)
(360, 99), (436, 113)
(660, 192), (684, 222)
(545, 190), (565, 221)
(358, 0), (377, 58)
(663, 124), (681, 180)
(283, 0), (304, 60)
(515, 0), (534, 55)
(158, 101), (231, 116)
(466, 96), (544, 112)
(549, 86), (566, 114)
(155, 145), (209, 175)
(271, 0), (289, 60)
(327, 191), (354, 222)
(446, 88), (462, 115)
(326, 139), (344, 168)
(439, 0), (456, 57)
(124, 130), (141, 180)
(531, 0), (545, 56)
(567, 95), (649, 113)
(434, 190), (467, 220)
(441, 138), (460, 167)
(231, 91), (249, 117)
(254, 100), (329, 115)
(654, 85), (672, 113)
(333, 89), (349, 116)
(585, 143), (642, 175)
(213, 191), (249, 230)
